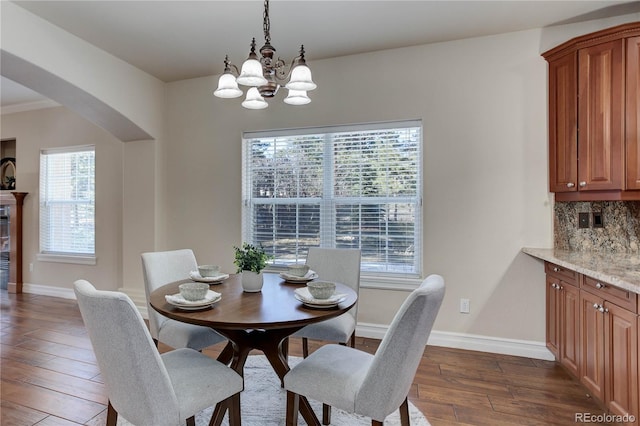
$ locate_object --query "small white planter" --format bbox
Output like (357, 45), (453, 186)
(241, 270), (263, 292)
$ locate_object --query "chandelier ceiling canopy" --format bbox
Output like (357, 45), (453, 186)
(214, 0), (316, 110)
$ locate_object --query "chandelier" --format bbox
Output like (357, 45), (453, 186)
(214, 0), (316, 110)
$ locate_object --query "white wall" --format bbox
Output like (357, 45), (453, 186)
(163, 27), (552, 346)
(1, 106), (123, 292)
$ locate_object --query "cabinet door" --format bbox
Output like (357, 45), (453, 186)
(548, 53), (578, 192)
(627, 36), (640, 190)
(561, 283), (580, 378)
(578, 40), (624, 191)
(580, 290), (605, 401)
(604, 302), (638, 420)
(546, 276), (561, 357)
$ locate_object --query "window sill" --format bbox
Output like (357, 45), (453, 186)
(37, 253), (97, 265)
(360, 274), (423, 291)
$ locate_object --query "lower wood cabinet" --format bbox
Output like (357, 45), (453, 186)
(546, 270), (580, 377)
(545, 261), (639, 425)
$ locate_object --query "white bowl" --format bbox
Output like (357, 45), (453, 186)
(198, 264), (220, 277)
(306, 281), (336, 299)
(287, 264), (310, 277)
(179, 282), (209, 301)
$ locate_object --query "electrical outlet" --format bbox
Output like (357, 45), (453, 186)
(593, 212), (604, 228)
(460, 298), (470, 314)
(578, 212), (590, 228)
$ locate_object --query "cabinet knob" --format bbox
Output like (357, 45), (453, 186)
(593, 303), (600, 309)
(579, 181), (587, 187)
(566, 182), (575, 188)
(595, 282), (605, 289)
(553, 267), (561, 272)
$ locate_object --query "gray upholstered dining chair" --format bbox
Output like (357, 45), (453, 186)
(292, 247), (361, 357)
(142, 249), (226, 350)
(284, 274), (445, 426)
(73, 280), (243, 426)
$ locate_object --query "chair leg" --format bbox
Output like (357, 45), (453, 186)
(302, 337), (309, 358)
(282, 337), (289, 359)
(286, 391), (300, 426)
(228, 393), (241, 426)
(106, 401), (118, 426)
(349, 331), (356, 348)
(186, 416), (195, 426)
(399, 397), (410, 426)
(322, 403), (331, 425)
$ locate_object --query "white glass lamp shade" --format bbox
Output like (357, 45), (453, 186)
(236, 58), (268, 87)
(241, 87), (268, 110)
(284, 89), (311, 105)
(214, 73), (243, 98)
(285, 64), (317, 91)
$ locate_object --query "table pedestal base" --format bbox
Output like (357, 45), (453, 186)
(209, 327), (320, 426)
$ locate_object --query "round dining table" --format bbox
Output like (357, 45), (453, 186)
(149, 272), (357, 426)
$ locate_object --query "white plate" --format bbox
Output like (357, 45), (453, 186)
(293, 287), (347, 304)
(189, 270), (229, 283)
(294, 293), (346, 309)
(169, 299), (220, 311)
(279, 271), (319, 283)
(165, 290), (221, 307)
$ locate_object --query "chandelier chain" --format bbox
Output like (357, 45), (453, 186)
(263, 0), (271, 44)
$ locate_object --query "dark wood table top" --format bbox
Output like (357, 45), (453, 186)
(149, 272), (357, 331)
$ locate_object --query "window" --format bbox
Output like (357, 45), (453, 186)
(242, 120), (422, 277)
(39, 146), (95, 263)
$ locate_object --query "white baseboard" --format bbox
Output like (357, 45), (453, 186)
(357, 322), (555, 361)
(22, 283), (76, 299)
(21, 284), (554, 361)
(21, 282), (150, 319)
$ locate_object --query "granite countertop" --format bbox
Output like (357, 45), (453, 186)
(522, 247), (640, 294)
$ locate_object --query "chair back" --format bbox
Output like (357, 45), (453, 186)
(141, 249), (198, 339)
(355, 274), (445, 420)
(306, 248), (361, 317)
(73, 280), (180, 426)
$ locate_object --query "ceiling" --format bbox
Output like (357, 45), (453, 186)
(2, 0), (639, 108)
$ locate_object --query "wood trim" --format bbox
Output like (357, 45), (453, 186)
(2, 192), (27, 293)
(543, 22), (640, 61)
(555, 190), (640, 201)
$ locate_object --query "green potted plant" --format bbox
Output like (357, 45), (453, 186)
(233, 243), (270, 292)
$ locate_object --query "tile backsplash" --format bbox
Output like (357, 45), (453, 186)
(554, 201), (640, 254)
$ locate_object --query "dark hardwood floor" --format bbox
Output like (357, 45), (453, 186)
(1, 291), (614, 425)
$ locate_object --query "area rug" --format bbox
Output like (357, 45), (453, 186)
(118, 355), (430, 426)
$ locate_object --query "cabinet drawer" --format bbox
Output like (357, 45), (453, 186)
(582, 275), (638, 313)
(545, 262), (577, 285)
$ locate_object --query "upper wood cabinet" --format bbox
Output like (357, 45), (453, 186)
(543, 23), (640, 201)
(628, 36), (640, 190)
(548, 53), (578, 193)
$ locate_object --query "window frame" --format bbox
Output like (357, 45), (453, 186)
(242, 120), (423, 282)
(38, 145), (96, 265)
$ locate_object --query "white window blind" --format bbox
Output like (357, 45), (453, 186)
(242, 120), (422, 277)
(39, 146), (95, 257)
